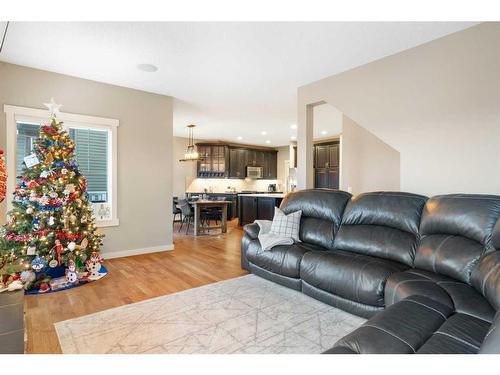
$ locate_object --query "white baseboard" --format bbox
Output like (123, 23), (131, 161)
(103, 244), (174, 259)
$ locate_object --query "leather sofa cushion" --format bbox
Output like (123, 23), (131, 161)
(326, 296), (453, 354)
(300, 250), (408, 307)
(334, 224), (417, 266)
(334, 192), (427, 266)
(245, 241), (313, 279)
(480, 312), (500, 354)
(340, 191), (427, 234)
(419, 194), (500, 245)
(417, 313), (491, 354)
(385, 269), (495, 323)
(471, 250), (500, 311)
(280, 189), (351, 224)
(280, 189), (351, 250)
(416, 194), (500, 284)
(299, 217), (336, 250)
(243, 223), (260, 239)
(415, 234), (484, 284)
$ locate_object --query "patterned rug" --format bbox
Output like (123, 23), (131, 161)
(55, 275), (365, 354)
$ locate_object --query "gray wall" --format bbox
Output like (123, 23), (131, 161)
(298, 23), (500, 196)
(0, 62), (173, 257)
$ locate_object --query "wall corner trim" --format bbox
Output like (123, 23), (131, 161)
(103, 244), (174, 259)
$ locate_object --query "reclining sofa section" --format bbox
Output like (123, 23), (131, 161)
(240, 189), (500, 354)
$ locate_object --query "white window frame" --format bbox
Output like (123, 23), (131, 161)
(4, 104), (119, 227)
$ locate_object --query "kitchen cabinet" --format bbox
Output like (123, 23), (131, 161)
(239, 196), (258, 225)
(238, 195), (283, 226)
(196, 143), (278, 180)
(314, 141), (339, 189)
(197, 144), (228, 178)
(228, 147), (278, 179)
(228, 148), (247, 178)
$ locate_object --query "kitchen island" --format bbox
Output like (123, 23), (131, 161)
(238, 193), (286, 226)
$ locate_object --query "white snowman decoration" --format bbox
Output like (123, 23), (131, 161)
(65, 259), (79, 284)
(86, 252), (102, 280)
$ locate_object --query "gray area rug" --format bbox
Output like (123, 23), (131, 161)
(55, 275), (365, 353)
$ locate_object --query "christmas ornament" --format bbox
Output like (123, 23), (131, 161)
(67, 241), (76, 252)
(31, 255), (46, 272)
(26, 206), (34, 214)
(43, 97), (62, 117)
(80, 237), (89, 249)
(48, 216), (55, 226)
(86, 252), (102, 280)
(49, 259), (58, 268)
(49, 191), (58, 199)
(51, 239), (64, 266)
(33, 217), (40, 229)
(39, 195), (50, 206)
(69, 214), (77, 224)
(65, 260), (78, 283)
(27, 246), (36, 256)
(61, 168), (68, 175)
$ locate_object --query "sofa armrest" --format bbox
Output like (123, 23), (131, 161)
(480, 312), (500, 354)
(243, 223), (260, 239)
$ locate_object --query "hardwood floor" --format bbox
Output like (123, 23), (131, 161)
(24, 219), (247, 354)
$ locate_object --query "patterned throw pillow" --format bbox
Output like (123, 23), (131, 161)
(270, 207), (302, 242)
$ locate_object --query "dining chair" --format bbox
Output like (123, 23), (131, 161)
(178, 199), (194, 234)
(172, 199), (182, 225)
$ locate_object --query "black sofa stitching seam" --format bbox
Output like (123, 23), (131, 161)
(402, 299), (447, 320)
(434, 331), (480, 350)
(362, 325), (416, 353)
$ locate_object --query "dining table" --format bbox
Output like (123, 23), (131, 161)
(190, 200), (231, 236)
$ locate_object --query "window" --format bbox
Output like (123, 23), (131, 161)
(5, 105), (119, 227)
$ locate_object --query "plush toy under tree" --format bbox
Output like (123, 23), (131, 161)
(0, 99), (104, 292)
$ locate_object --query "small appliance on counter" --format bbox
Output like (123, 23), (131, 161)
(267, 184), (277, 192)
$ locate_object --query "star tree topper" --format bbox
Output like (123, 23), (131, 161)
(43, 97), (63, 117)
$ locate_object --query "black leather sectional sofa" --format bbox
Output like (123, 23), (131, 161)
(240, 190), (500, 354)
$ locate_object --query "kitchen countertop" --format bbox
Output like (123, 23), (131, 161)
(237, 193), (286, 198)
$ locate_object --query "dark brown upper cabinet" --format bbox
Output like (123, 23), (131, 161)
(314, 141), (340, 189)
(196, 144), (228, 178)
(196, 143), (278, 179)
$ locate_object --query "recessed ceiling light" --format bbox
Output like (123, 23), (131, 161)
(261, 131), (267, 136)
(265, 140), (271, 144)
(290, 124), (297, 130)
(137, 63), (158, 72)
(291, 135), (297, 140)
(237, 136), (243, 141)
(321, 130), (328, 135)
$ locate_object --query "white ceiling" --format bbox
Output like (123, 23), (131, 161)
(0, 22), (476, 146)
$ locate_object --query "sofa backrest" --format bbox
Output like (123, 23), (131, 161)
(333, 192), (428, 266)
(416, 194), (500, 284)
(471, 218), (500, 311)
(280, 189), (352, 250)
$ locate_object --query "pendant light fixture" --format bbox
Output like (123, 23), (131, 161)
(179, 124), (202, 162)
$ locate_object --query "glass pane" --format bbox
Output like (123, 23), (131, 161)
(69, 127), (109, 204)
(16, 123), (41, 178)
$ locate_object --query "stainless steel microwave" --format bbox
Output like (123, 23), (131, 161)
(246, 166), (263, 179)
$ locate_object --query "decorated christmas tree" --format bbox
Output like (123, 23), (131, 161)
(0, 100), (104, 289)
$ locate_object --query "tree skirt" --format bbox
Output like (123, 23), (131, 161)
(25, 264), (108, 295)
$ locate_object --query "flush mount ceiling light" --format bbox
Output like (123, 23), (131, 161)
(261, 131), (267, 136)
(137, 63), (158, 72)
(265, 140), (271, 144)
(291, 135), (297, 140)
(290, 124), (297, 130)
(321, 130), (328, 135)
(179, 124), (203, 162)
(237, 136), (243, 140)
